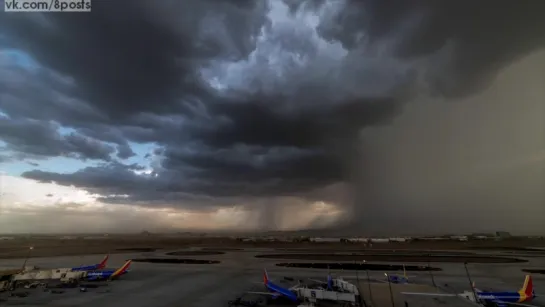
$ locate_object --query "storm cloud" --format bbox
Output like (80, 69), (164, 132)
(1, 0), (544, 234)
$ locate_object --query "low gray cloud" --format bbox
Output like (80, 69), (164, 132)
(2, 0), (545, 234)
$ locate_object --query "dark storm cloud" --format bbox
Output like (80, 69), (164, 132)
(116, 144), (135, 160)
(23, 162), (152, 196)
(324, 0), (545, 97)
(0, 0), (265, 119)
(0, 117), (115, 161)
(2, 0), (544, 232)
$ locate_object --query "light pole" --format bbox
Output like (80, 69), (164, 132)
(464, 262), (479, 304)
(21, 246), (33, 270)
(385, 273), (395, 307)
(428, 253), (436, 288)
(364, 260), (373, 304)
(355, 260), (365, 306)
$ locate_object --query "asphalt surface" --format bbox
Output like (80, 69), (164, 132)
(0, 248), (543, 307)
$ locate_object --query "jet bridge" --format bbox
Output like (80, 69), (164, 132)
(331, 278), (360, 294)
(296, 288), (359, 304)
(295, 278), (361, 306)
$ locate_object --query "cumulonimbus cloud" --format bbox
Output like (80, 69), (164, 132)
(0, 0), (544, 234)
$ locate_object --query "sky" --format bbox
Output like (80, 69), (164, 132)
(0, 0), (544, 235)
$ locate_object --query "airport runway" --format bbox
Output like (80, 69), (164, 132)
(0, 249), (544, 307)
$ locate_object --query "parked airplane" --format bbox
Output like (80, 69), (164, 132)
(382, 265), (414, 284)
(247, 269), (300, 302)
(71, 255), (109, 271)
(84, 260), (132, 281)
(402, 275), (538, 307)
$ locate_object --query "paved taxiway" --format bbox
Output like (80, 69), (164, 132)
(0, 249), (544, 307)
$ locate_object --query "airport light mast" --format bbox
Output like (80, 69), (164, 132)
(464, 262), (479, 304)
(385, 273), (395, 307)
(427, 252), (437, 288)
(363, 260), (373, 304)
(21, 246), (33, 270)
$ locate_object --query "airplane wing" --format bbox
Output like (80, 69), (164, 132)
(288, 283), (301, 291)
(489, 300), (508, 307)
(401, 292), (458, 297)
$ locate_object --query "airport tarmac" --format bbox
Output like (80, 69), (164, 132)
(0, 249), (544, 307)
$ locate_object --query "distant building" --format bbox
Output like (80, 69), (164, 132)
(450, 235), (468, 241)
(417, 237), (447, 241)
(311, 237), (341, 243)
(389, 237), (407, 242)
(347, 238), (369, 243)
(59, 236), (77, 240)
(369, 238), (389, 243)
(292, 237), (310, 243)
(496, 231), (512, 238)
(274, 237), (292, 242)
(471, 233), (494, 238)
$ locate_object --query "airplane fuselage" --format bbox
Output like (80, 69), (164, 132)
(71, 264), (100, 271)
(477, 291), (535, 303)
(389, 275), (408, 284)
(71, 255), (108, 272)
(266, 282), (299, 302)
(85, 270), (128, 281)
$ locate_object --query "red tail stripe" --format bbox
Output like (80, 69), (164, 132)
(525, 276), (533, 296)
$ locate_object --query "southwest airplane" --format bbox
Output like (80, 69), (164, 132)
(247, 269), (301, 302)
(402, 275), (538, 307)
(71, 254), (109, 271)
(384, 265), (415, 284)
(84, 260), (132, 281)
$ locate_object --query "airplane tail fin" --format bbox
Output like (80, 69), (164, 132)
(327, 273), (333, 290)
(110, 260), (132, 279)
(520, 275), (534, 297)
(98, 254), (109, 269)
(326, 265), (333, 290)
(263, 269), (269, 285)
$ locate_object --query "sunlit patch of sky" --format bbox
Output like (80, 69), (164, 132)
(0, 48), (39, 71)
(127, 142), (156, 165)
